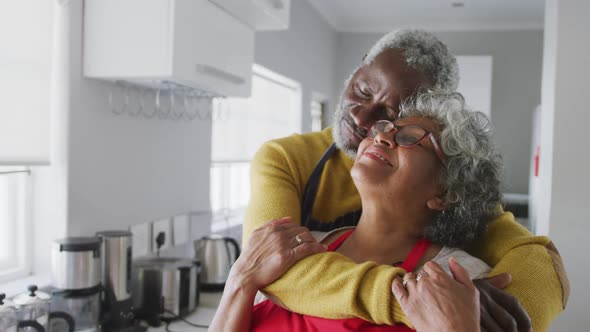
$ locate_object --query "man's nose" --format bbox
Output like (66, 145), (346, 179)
(373, 131), (397, 148)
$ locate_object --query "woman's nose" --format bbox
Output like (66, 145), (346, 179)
(373, 131), (396, 148)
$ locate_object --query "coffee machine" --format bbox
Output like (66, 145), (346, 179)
(96, 230), (135, 331)
(51, 237), (103, 332)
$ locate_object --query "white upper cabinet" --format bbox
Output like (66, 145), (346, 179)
(84, 0), (254, 97)
(209, 0), (290, 30)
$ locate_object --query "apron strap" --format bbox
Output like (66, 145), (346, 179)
(400, 238), (432, 272)
(300, 143), (337, 227)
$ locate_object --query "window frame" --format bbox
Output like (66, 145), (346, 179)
(0, 167), (33, 283)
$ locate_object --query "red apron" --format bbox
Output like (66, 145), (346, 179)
(251, 229), (431, 331)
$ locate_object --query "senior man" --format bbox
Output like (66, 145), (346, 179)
(243, 29), (568, 332)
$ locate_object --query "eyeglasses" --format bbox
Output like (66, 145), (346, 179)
(368, 120), (447, 166)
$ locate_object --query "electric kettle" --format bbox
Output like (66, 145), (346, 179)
(194, 235), (240, 290)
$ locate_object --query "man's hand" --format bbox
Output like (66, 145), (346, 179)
(475, 273), (532, 332)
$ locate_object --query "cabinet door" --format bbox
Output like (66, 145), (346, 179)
(173, 0), (254, 97)
(209, 0), (290, 30)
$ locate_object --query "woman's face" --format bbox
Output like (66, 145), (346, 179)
(351, 116), (445, 210)
(334, 49), (432, 156)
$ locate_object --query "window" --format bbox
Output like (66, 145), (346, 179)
(0, 0), (53, 283)
(310, 93), (327, 132)
(210, 65), (302, 231)
(0, 167), (31, 283)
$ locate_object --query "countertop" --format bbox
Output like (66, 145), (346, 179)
(148, 291), (223, 331)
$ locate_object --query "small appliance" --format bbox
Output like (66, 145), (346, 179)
(131, 257), (199, 326)
(193, 235), (240, 290)
(96, 230), (134, 330)
(51, 237), (102, 332)
(12, 285), (75, 332)
(0, 293), (18, 332)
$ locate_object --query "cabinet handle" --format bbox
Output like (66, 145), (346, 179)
(195, 64), (245, 85)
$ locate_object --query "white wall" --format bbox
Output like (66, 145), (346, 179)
(31, 1), (212, 275)
(29, 0), (337, 275)
(541, 0), (590, 330)
(254, 0), (337, 133)
(332, 30), (544, 194)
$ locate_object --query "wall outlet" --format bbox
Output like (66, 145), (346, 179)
(173, 214), (190, 246)
(152, 218), (173, 251)
(130, 222), (152, 258)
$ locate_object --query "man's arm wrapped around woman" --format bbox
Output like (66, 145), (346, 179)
(243, 129), (569, 331)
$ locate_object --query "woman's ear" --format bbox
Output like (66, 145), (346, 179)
(426, 196), (447, 212)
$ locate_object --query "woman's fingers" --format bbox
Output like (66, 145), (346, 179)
(391, 277), (408, 305)
(292, 241), (326, 261)
(448, 257), (475, 288)
(423, 260), (446, 275)
(266, 216), (293, 226)
(403, 272), (418, 292)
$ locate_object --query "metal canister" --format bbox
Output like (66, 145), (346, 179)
(52, 237), (101, 290)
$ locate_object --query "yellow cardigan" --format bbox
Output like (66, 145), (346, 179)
(243, 128), (569, 331)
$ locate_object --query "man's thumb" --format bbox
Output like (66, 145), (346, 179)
(485, 272), (512, 289)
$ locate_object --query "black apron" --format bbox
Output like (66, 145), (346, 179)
(300, 143), (362, 231)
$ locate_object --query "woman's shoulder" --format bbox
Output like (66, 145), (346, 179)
(428, 246), (491, 280)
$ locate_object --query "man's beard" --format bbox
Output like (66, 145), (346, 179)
(332, 99), (367, 159)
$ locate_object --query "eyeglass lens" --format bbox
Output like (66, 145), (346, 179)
(370, 120), (427, 146)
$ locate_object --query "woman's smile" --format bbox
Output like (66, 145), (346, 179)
(362, 146), (394, 167)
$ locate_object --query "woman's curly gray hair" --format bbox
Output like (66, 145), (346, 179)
(363, 29), (459, 91)
(399, 90), (503, 248)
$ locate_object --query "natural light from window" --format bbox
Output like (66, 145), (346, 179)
(210, 65), (302, 231)
(0, 167), (30, 282)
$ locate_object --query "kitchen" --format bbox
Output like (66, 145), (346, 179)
(0, 0), (588, 331)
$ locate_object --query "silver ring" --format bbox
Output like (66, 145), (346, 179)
(402, 275), (416, 288)
(295, 234), (303, 245)
(402, 278), (413, 288)
(416, 271), (429, 282)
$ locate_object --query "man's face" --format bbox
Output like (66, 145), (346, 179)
(333, 49), (432, 157)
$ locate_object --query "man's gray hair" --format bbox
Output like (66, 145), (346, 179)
(363, 29), (459, 91)
(399, 90), (503, 248)
(333, 29), (460, 158)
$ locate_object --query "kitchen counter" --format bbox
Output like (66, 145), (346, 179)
(148, 291), (223, 331)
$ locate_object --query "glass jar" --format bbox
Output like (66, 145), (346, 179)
(50, 286), (101, 332)
(0, 293), (18, 332)
(13, 286), (50, 332)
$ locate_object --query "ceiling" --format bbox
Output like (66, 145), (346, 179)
(306, 0), (545, 32)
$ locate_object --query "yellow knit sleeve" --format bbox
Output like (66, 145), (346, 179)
(243, 141), (303, 242)
(470, 212), (569, 332)
(263, 252), (412, 326)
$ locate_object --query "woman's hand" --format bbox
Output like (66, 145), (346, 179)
(229, 217), (327, 292)
(392, 257), (480, 332)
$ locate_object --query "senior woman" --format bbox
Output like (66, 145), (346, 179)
(209, 90), (502, 331)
